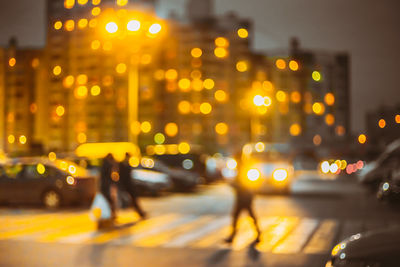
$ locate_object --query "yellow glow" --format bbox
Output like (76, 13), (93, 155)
(313, 134), (322, 146)
(116, 0), (128, 6)
(178, 101), (191, 114)
(289, 60), (299, 71)
(291, 91), (301, 103)
(75, 86), (88, 99)
(191, 48), (202, 58)
(312, 102), (325, 115)
(215, 122), (228, 135)
(129, 156), (140, 167)
(336, 126), (346, 136)
(141, 157), (155, 168)
(312, 71), (321, 81)
(66, 175), (75, 185)
(200, 102), (212, 115)
(203, 78), (215, 90)
(325, 114), (335, 126)
(90, 85), (101, 96)
(76, 142), (141, 161)
(215, 37), (229, 47)
(92, 0), (101, 5)
(130, 121), (141, 135)
(141, 121), (151, 133)
(127, 20), (140, 31)
(273, 169), (288, 181)
(324, 93), (335, 106)
(214, 47), (228, 58)
(165, 123), (178, 137)
(227, 159), (237, 170)
(65, 20), (75, 31)
(165, 69), (178, 81)
(276, 90), (287, 102)
(178, 142), (190, 154)
(263, 96), (272, 107)
(190, 70), (201, 79)
(154, 145), (166, 155)
(395, 114), (400, 124)
(91, 7), (101, 16)
(53, 65), (62, 76)
(48, 152), (57, 161)
(78, 0), (88, 4)
(154, 69), (165, 80)
(192, 79), (203, 91)
(64, 0), (75, 9)
(89, 19), (97, 28)
(378, 119), (386, 128)
(247, 169), (260, 181)
(31, 58), (40, 68)
(178, 78), (191, 91)
(255, 142), (265, 152)
(154, 133), (165, 144)
(149, 23), (162, 34)
(8, 135), (15, 144)
(236, 60), (248, 72)
(56, 105), (65, 117)
(116, 63), (127, 74)
(215, 90), (227, 102)
(77, 132), (87, 143)
(77, 74), (87, 84)
(290, 123), (301, 136)
(19, 135), (27, 145)
(37, 164), (46, 175)
(237, 28), (248, 38)
(54, 21), (62, 30)
(105, 22), (118, 33)
(8, 57), (16, 67)
(253, 95), (264, 106)
(78, 18), (88, 29)
(276, 59), (286, 70)
(91, 40), (101, 50)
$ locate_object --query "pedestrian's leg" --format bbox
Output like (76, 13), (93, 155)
(225, 204), (241, 243)
(128, 190), (147, 218)
(101, 188), (116, 220)
(247, 205), (261, 241)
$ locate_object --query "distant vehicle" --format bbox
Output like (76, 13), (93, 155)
(326, 226), (400, 267)
(358, 139), (400, 188)
(238, 142), (294, 194)
(0, 158), (96, 208)
(131, 169), (172, 196)
(376, 165), (400, 202)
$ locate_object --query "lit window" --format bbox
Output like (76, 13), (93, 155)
(54, 21), (62, 30)
(8, 135), (15, 144)
(56, 105), (65, 117)
(215, 37), (229, 47)
(63, 75), (74, 88)
(74, 86), (88, 99)
(289, 60), (299, 71)
(325, 114), (335, 126)
(200, 102), (212, 114)
(53, 65), (62, 76)
(237, 28), (248, 38)
(191, 47), (202, 58)
(215, 123), (228, 135)
(312, 71), (321, 81)
(236, 61), (248, 72)
(275, 59), (286, 70)
(8, 58), (16, 67)
(65, 20), (75, 31)
(396, 115), (400, 124)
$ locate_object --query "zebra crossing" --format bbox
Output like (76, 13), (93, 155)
(0, 209), (393, 254)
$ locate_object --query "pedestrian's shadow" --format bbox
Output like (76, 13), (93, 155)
(247, 241), (260, 261)
(206, 247), (231, 266)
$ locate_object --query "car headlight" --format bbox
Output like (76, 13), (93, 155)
(247, 169), (260, 181)
(66, 175), (76, 185)
(383, 182), (390, 191)
(273, 169), (288, 181)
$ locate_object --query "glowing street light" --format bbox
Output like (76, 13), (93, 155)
(149, 23), (162, 34)
(127, 20), (141, 31)
(105, 22), (118, 33)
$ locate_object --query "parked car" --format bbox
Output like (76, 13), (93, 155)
(0, 158), (96, 208)
(326, 226), (400, 267)
(131, 168), (172, 196)
(358, 139), (400, 189)
(238, 142), (295, 194)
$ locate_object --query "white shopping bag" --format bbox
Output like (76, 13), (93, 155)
(90, 192), (112, 221)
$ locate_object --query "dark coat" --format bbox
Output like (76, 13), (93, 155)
(119, 160), (134, 190)
(100, 157), (113, 193)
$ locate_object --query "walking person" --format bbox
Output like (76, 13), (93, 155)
(118, 152), (147, 219)
(100, 153), (118, 220)
(225, 154), (261, 244)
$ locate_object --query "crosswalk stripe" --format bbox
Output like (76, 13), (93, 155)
(273, 218), (319, 254)
(256, 217), (299, 252)
(135, 215), (216, 247)
(232, 216), (261, 251)
(165, 216), (230, 248)
(303, 219), (339, 254)
(189, 224), (231, 248)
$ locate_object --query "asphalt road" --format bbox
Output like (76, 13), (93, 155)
(1, 174), (399, 267)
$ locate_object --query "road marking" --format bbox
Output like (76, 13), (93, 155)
(256, 216), (299, 252)
(303, 219), (339, 254)
(165, 216), (230, 248)
(135, 215), (216, 247)
(273, 218), (319, 254)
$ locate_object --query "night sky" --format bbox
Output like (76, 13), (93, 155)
(1, 0), (400, 133)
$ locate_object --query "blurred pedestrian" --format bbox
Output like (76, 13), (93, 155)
(225, 153), (261, 244)
(118, 153), (147, 219)
(100, 153), (118, 219)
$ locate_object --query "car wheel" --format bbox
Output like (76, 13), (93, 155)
(42, 190), (61, 209)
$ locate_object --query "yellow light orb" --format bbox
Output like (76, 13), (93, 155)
(89, 19), (97, 28)
(237, 28), (248, 38)
(141, 121), (152, 133)
(200, 102), (212, 115)
(203, 78), (215, 90)
(53, 65), (62, 76)
(215, 37), (229, 47)
(37, 163), (46, 175)
(263, 81), (273, 91)
(276, 90), (287, 102)
(275, 59), (286, 70)
(116, 0), (128, 6)
(91, 40), (101, 50)
(378, 119), (386, 129)
(178, 142), (190, 154)
(396, 114), (400, 124)
(65, 19), (75, 31)
(90, 85), (101, 96)
(8, 135), (15, 144)
(78, 0), (88, 4)
(191, 47), (202, 58)
(64, 0), (75, 9)
(324, 93), (335, 106)
(8, 57), (16, 67)
(325, 114), (335, 126)
(77, 74), (87, 84)
(336, 125), (346, 136)
(92, 0), (101, 5)
(289, 60), (299, 71)
(165, 69), (178, 81)
(48, 152), (57, 161)
(154, 133), (165, 144)
(178, 78), (191, 91)
(91, 7), (101, 16)
(313, 134), (322, 146)
(54, 21), (62, 30)
(312, 71), (321, 81)
(312, 102), (325, 115)
(191, 79), (203, 91)
(236, 61), (248, 72)
(263, 96), (272, 107)
(19, 135), (27, 144)
(115, 63), (127, 74)
(78, 18), (88, 29)
(74, 86), (88, 99)
(215, 122), (228, 135)
(127, 20), (140, 31)
(291, 91), (301, 103)
(56, 105), (65, 117)
(358, 134), (367, 144)
(165, 123), (178, 137)
(105, 22), (118, 33)
(149, 23), (162, 34)
(178, 101), (191, 114)
(290, 123), (301, 136)
(77, 132), (87, 143)
(214, 47), (228, 58)
(215, 90), (227, 102)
